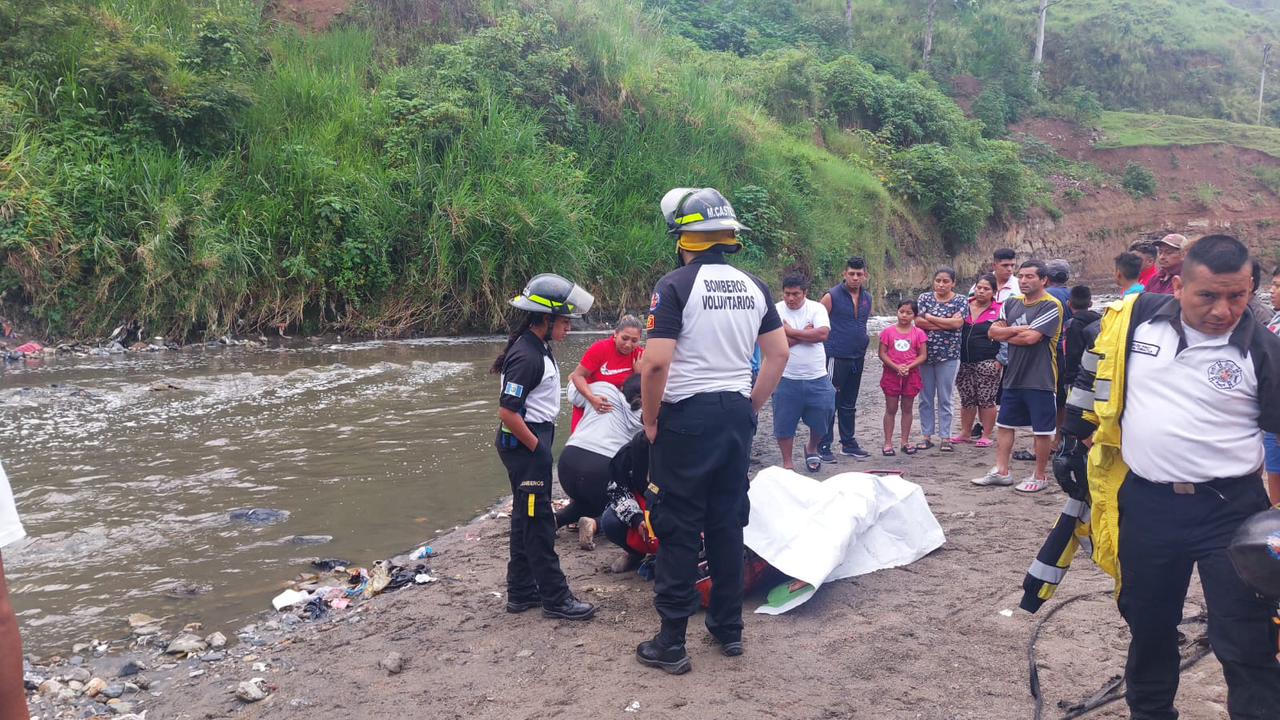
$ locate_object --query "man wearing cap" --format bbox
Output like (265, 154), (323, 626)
(1059, 235), (1280, 718)
(1144, 234), (1185, 295)
(637, 188), (788, 674)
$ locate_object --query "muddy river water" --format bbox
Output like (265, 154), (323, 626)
(0, 333), (604, 654)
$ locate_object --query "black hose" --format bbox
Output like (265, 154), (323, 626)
(1028, 594), (1213, 720)
(1028, 592), (1108, 720)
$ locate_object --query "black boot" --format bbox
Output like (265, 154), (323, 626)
(542, 594), (595, 621)
(636, 619), (691, 674)
(505, 595), (541, 613)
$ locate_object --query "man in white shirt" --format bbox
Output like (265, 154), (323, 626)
(773, 275), (833, 472)
(0, 461), (28, 720)
(970, 247), (1020, 303)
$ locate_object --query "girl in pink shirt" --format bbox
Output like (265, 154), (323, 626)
(879, 300), (928, 456)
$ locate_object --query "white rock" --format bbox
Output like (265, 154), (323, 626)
(205, 632), (227, 649)
(165, 633), (208, 655)
(235, 678), (269, 703)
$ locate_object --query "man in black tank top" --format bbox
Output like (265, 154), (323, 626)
(819, 257), (873, 460)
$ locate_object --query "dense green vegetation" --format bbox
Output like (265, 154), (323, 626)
(0, 0), (1039, 337)
(1, 0), (1276, 338)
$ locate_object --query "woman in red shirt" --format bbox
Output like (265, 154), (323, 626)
(569, 316), (644, 432)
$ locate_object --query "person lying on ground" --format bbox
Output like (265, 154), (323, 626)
(557, 375), (643, 549)
(601, 430), (657, 574)
(568, 315), (644, 433)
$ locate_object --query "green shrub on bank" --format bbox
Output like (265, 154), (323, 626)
(1122, 161), (1159, 199)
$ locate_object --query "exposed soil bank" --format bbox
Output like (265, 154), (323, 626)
(134, 351), (1231, 720)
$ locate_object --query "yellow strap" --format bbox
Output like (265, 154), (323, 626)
(675, 212), (705, 225)
(527, 494), (536, 517)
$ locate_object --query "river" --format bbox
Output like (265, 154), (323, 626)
(0, 332), (603, 655)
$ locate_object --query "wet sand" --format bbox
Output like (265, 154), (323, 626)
(137, 350), (1231, 720)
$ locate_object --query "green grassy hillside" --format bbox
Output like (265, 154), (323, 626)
(0, 0), (1041, 338)
(1097, 112), (1280, 158)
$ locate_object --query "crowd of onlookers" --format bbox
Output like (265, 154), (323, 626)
(551, 232), (1280, 570)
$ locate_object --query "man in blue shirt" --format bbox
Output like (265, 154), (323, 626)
(818, 257), (873, 460)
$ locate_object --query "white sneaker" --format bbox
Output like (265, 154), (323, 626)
(1014, 476), (1050, 493)
(971, 468), (1015, 486)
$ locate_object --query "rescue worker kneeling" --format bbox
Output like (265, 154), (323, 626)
(1054, 235), (1280, 719)
(635, 188), (788, 674)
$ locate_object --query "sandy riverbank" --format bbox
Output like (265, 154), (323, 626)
(41, 349), (1231, 720)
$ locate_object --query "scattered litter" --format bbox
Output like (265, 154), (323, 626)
(489, 591), (502, 599)
(271, 589), (312, 611)
(251, 662), (270, 673)
(410, 545), (435, 560)
(188, 670), (205, 678)
(998, 608), (1014, 618)
(414, 573), (436, 585)
(14, 342), (42, 354)
(328, 597), (351, 610)
(311, 558), (351, 572)
(625, 700), (642, 713)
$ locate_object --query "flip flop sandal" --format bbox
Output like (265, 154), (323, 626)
(947, 436), (971, 444)
(882, 447), (897, 457)
(940, 441), (954, 452)
(1013, 449), (1036, 461)
(975, 438), (993, 448)
(915, 439), (934, 451)
(805, 455), (821, 472)
(901, 445), (918, 455)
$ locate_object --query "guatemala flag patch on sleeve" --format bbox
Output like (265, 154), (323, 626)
(503, 381), (524, 398)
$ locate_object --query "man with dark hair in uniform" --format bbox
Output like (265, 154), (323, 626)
(1060, 234), (1280, 719)
(635, 187), (789, 674)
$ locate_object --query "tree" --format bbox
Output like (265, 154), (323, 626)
(923, 0), (938, 64)
(1261, 43), (1273, 126)
(1032, 0), (1067, 89)
(845, 0), (854, 50)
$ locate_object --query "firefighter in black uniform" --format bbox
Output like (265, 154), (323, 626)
(493, 273), (597, 621)
(635, 188), (790, 673)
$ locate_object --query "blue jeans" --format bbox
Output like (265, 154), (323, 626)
(918, 359), (960, 439)
(1264, 432), (1280, 474)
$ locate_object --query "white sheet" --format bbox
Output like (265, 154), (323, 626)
(744, 467), (945, 613)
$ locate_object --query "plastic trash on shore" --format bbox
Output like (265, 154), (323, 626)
(410, 545), (435, 560)
(744, 467), (946, 615)
(271, 589), (312, 611)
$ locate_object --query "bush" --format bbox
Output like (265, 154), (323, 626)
(819, 56), (972, 146)
(973, 86), (1010, 138)
(1051, 86), (1103, 125)
(1194, 182), (1221, 208)
(1122, 161), (1158, 199)
(1254, 166), (1280, 196)
(891, 144), (992, 250)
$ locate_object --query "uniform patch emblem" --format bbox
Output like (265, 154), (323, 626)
(1130, 341), (1160, 357)
(1207, 360), (1243, 390)
(1267, 531), (1280, 562)
(649, 292), (661, 311)
(645, 314), (655, 331)
(502, 381), (524, 398)
(893, 338), (911, 352)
